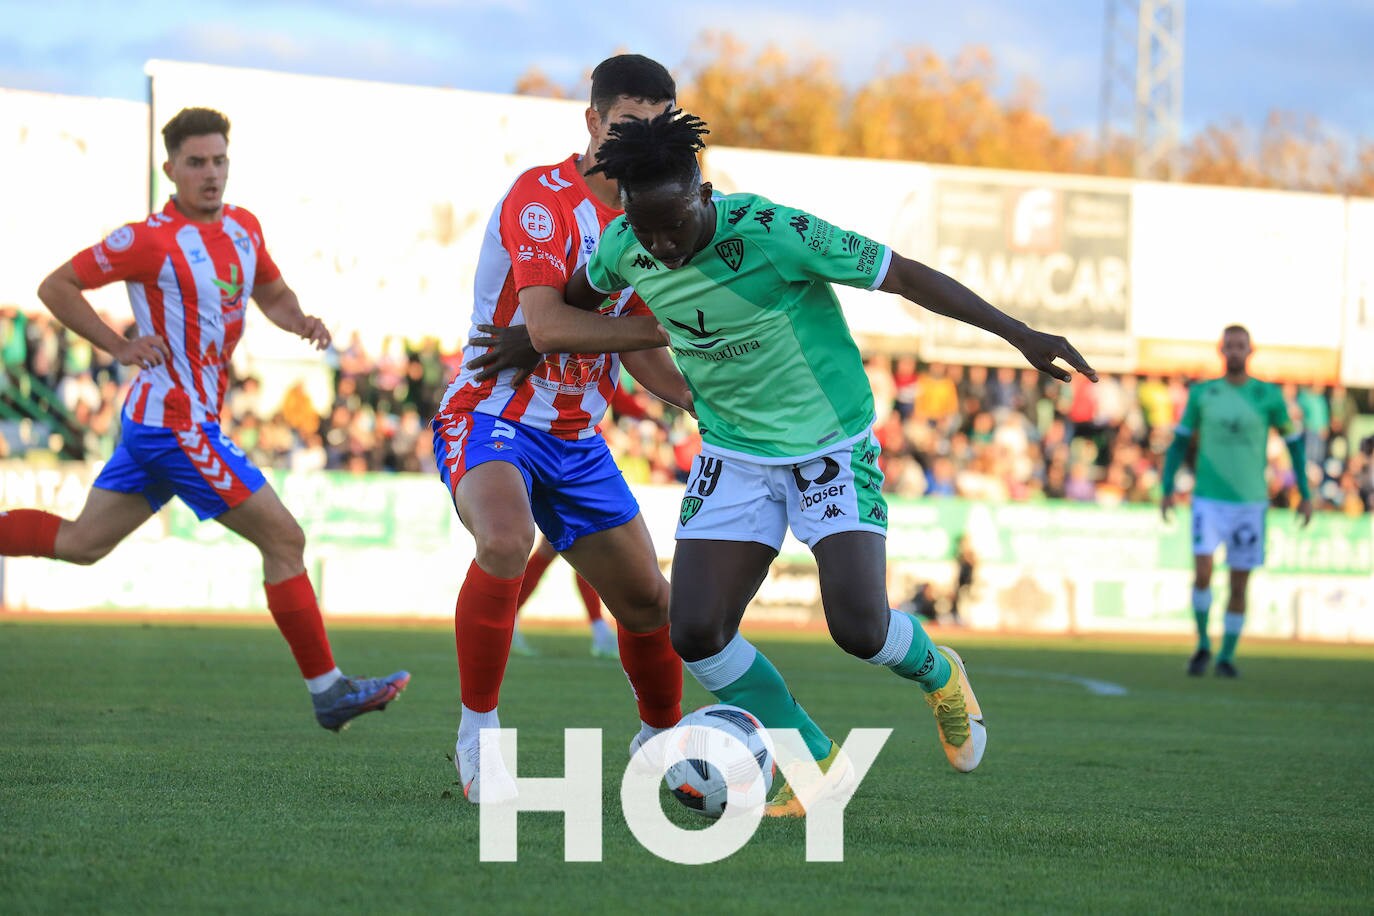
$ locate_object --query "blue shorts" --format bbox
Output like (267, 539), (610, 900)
(94, 419), (267, 520)
(431, 411), (639, 552)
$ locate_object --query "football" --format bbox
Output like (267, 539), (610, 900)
(664, 704), (776, 819)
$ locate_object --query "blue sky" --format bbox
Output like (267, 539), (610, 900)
(2, 0), (1371, 141)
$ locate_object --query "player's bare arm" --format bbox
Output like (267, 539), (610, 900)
(37, 260), (171, 369)
(620, 347), (695, 415)
(252, 275), (331, 350)
(879, 253), (1099, 384)
(519, 282), (667, 353)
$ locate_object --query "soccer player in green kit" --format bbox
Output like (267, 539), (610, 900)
(469, 109), (1098, 815)
(1161, 325), (1312, 678)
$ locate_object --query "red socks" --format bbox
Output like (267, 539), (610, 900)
(575, 575), (603, 622)
(515, 550), (555, 609)
(264, 572), (336, 679)
(0, 509), (62, 558)
(456, 560), (522, 713)
(617, 623), (683, 728)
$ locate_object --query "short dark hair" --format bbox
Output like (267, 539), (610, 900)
(1223, 324), (1250, 340)
(162, 107), (230, 158)
(587, 108), (709, 199)
(588, 54), (675, 115)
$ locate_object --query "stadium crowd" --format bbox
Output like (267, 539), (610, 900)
(3, 308), (1372, 514)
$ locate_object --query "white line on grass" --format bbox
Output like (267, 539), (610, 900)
(980, 667), (1129, 696)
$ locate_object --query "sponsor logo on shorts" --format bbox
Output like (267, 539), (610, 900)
(801, 484), (847, 510)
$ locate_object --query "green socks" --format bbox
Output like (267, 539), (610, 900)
(684, 635), (832, 760)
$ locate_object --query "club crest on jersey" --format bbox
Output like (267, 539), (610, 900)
(104, 225), (134, 252)
(520, 203), (556, 242)
(715, 239), (744, 272)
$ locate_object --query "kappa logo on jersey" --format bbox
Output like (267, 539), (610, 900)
(727, 205), (749, 225)
(679, 496), (704, 525)
(538, 168), (574, 192)
(666, 309), (725, 350)
(104, 225), (135, 252)
(176, 429), (235, 492)
(788, 215), (810, 239)
(752, 207), (776, 232)
(632, 254), (658, 270)
(715, 239), (744, 272)
(519, 203), (556, 242)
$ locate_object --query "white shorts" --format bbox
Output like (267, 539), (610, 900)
(675, 431), (888, 550)
(1191, 497), (1267, 570)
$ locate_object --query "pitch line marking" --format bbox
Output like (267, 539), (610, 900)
(980, 667), (1129, 696)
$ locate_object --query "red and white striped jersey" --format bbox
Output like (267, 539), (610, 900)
(71, 198), (279, 430)
(437, 153), (651, 440)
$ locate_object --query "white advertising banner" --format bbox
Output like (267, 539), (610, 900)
(145, 60), (587, 350)
(1132, 183), (1346, 348)
(1341, 199), (1374, 387)
(0, 89), (146, 319)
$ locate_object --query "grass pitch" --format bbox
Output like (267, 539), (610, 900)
(2, 620), (1372, 914)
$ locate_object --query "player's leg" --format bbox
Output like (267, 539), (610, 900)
(575, 573), (616, 658)
(560, 512), (682, 742)
(812, 529), (984, 775)
(668, 451), (836, 807)
(0, 437), (157, 565)
(151, 421), (407, 730)
(510, 537), (557, 658)
(433, 411), (540, 802)
(1215, 568), (1250, 678)
(1215, 505), (1264, 678)
(1187, 498), (1223, 676)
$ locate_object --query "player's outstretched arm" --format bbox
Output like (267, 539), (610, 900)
(520, 271), (667, 354)
(879, 253), (1098, 384)
(252, 276), (331, 351)
(37, 261), (170, 369)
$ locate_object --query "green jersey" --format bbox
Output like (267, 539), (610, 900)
(587, 193), (891, 462)
(1176, 377), (1294, 504)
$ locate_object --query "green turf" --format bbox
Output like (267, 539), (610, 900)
(1, 620), (1372, 914)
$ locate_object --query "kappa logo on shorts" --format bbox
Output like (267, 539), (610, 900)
(867, 504), (887, 522)
(822, 504), (845, 519)
(679, 496), (704, 525)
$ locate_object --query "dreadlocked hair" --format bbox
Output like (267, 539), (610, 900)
(588, 109), (710, 197)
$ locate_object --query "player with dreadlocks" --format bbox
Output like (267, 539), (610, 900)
(468, 109), (1099, 815)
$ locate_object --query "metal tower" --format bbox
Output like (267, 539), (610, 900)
(1099, 0), (1186, 179)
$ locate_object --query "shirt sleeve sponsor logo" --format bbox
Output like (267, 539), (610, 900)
(104, 225), (135, 252)
(856, 240), (881, 274)
(516, 244), (564, 271)
(807, 219), (835, 253)
(92, 244), (113, 272)
(519, 202), (556, 242)
(839, 232), (862, 255)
